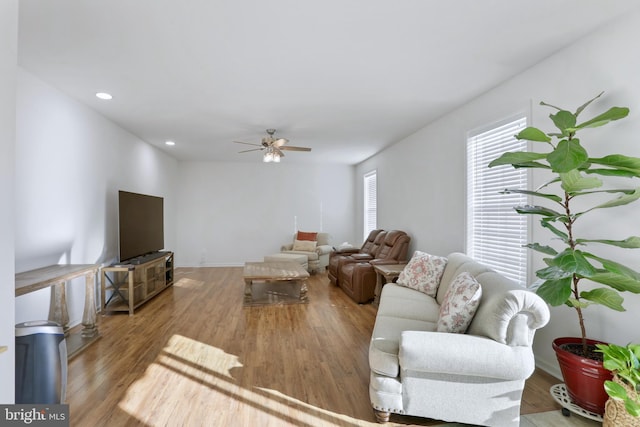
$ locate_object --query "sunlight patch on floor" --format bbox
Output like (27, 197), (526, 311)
(172, 277), (206, 289)
(117, 334), (380, 426)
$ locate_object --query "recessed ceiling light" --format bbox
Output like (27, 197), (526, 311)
(165, 141), (175, 146)
(95, 92), (112, 100)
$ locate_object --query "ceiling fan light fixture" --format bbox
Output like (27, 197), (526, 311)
(236, 129), (309, 162)
(263, 149), (274, 163)
(263, 146), (281, 163)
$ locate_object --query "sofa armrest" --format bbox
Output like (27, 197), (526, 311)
(399, 331), (535, 380)
(350, 253), (373, 261)
(316, 244), (333, 256)
(466, 289), (550, 347)
(281, 243), (293, 251)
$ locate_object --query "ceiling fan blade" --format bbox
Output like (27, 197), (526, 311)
(273, 138), (289, 147)
(274, 147), (285, 157)
(279, 146), (311, 152)
(238, 148), (263, 153)
(234, 140), (262, 147)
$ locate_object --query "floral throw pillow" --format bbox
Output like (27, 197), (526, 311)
(396, 251), (447, 297)
(437, 272), (482, 334)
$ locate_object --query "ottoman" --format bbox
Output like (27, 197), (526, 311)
(264, 253), (309, 272)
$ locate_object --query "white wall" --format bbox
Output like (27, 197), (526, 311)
(14, 69), (178, 328)
(0, 0), (18, 404)
(356, 11), (640, 376)
(176, 161), (355, 266)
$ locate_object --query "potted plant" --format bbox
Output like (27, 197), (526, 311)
(596, 342), (640, 425)
(489, 92), (640, 414)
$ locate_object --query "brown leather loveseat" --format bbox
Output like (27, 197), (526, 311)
(337, 230), (410, 303)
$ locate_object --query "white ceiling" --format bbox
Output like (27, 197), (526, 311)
(17, 0), (640, 164)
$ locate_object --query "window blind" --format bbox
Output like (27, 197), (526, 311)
(466, 116), (528, 285)
(364, 171), (377, 240)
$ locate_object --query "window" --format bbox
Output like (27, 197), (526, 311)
(466, 116), (528, 285)
(364, 170), (377, 240)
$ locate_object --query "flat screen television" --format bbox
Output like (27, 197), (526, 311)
(118, 190), (164, 262)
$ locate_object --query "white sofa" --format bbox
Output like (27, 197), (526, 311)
(280, 232), (332, 273)
(369, 252), (550, 426)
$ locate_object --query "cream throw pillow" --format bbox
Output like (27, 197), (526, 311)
(396, 251), (447, 297)
(292, 239), (317, 252)
(437, 272), (482, 334)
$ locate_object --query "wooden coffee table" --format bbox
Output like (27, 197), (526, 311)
(243, 262), (310, 304)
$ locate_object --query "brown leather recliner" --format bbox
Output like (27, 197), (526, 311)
(328, 229), (385, 286)
(338, 230), (411, 303)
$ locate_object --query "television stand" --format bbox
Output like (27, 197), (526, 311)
(126, 251), (170, 265)
(101, 251), (174, 315)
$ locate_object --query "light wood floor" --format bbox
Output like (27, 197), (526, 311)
(67, 267), (562, 426)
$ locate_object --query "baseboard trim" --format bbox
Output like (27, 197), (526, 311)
(536, 359), (562, 380)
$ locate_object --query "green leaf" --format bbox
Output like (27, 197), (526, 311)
(580, 288), (625, 311)
(547, 139), (589, 173)
(624, 399), (640, 417)
(567, 297), (591, 309)
(604, 380), (628, 400)
(515, 127), (551, 143)
(576, 188), (640, 216)
(550, 110), (576, 135)
(550, 249), (597, 277)
(536, 277), (572, 306)
(500, 189), (562, 203)
(573, 189), (638, 197)
(576, 236), (640, 249)
(488, 152), (548, 168)
(540, 219), (569, 242)
(512, 162), (551, 169)
(524, 243), (558, 256)
(540, 100), (563, 111)
(589, 155), (640, 177)
(515, 205), (563, 218)
(577, 161), (592, 171)
(585, 168), (640, 178)
(536, 265), (572, 280)
(535, 177), (562, 192)
(575, 106), (629, 129)
(574, 91), (604, 117)
(560, 170), (603, 192)
(589, 272), (640, 293)
(582, 253), (640, 281)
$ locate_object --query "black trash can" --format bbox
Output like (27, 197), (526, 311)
(15, 320), (67, 404)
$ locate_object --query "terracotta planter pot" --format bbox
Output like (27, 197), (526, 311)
(553, 337), (613, 415)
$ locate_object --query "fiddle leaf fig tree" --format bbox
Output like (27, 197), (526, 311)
(489, 92), (640, 355)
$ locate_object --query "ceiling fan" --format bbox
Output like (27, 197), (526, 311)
(234, 129), (311, 162)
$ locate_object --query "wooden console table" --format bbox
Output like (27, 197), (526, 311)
(15, 264), (100, 359)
